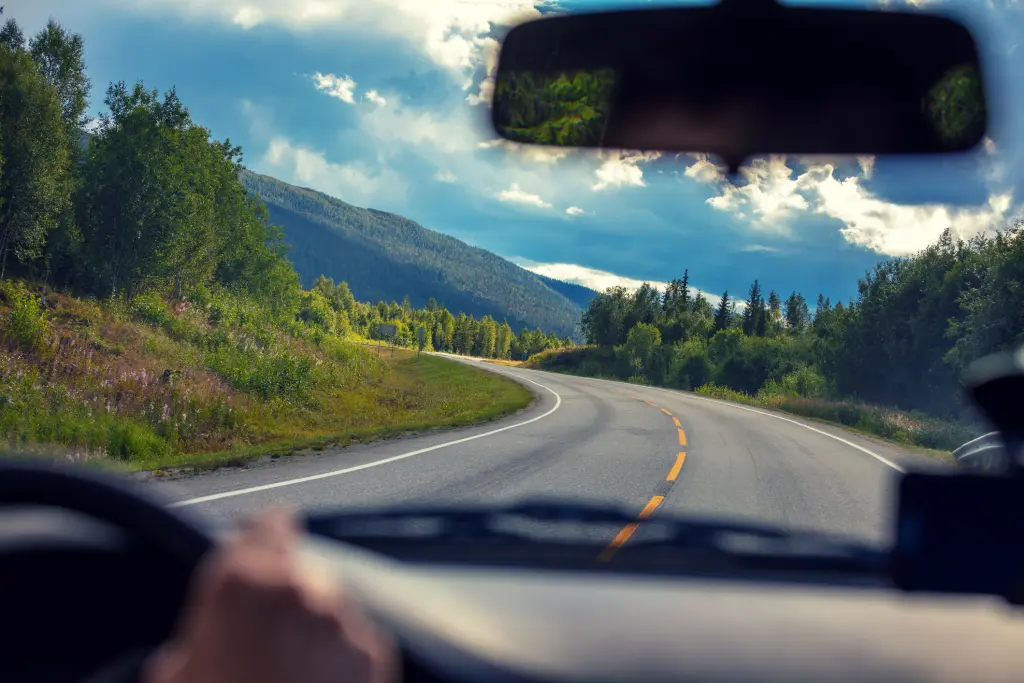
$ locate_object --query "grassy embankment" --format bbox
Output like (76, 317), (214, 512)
(0, 281), (533, 471)
(524, 346), (977, 454)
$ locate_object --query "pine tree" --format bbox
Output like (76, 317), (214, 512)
(714, 291), (732, 332)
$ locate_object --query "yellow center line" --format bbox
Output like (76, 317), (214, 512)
(643, 400), (658, 407)
(672, 417), (681, 427)
(667, 452), (686, 481)
(660, 408), (672, 416)
(598, 496), (664, 562)
(678, 428), (687, 446)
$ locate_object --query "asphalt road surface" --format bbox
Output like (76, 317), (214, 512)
(151, 355), (940, 550)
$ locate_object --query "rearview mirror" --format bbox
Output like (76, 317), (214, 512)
(491, 1), (988, 172)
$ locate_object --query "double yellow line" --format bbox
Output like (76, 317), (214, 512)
(599, 399), (688, 562)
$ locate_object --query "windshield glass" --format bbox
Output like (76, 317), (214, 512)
(0, 0), (1020, 556)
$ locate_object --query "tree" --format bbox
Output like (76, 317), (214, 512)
(0, 8), (24, 53)
(29, 20), (90, 136)
(713, 291), (732, 332)
(0, 44), (72, 276)
(767, 290), (782, 335)
(784, 291), (809, 331)
(742, 279), (766, 336)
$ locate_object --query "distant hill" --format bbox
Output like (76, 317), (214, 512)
(534, 274), (599, 309)
(240, 170), (582, 336)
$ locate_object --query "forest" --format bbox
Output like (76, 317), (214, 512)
(544, 224), (1024, 449)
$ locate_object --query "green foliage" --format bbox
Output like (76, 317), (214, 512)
(0, 280), (49, 350)
(493, 69), (616, 146)
(130, 292), (170, 326)
(0, 41), (72, 274)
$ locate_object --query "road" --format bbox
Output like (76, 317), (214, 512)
(152, 355), (937, 550)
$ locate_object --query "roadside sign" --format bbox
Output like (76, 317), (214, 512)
(417, 326), (426, 361)
(379, 323), (397, 338)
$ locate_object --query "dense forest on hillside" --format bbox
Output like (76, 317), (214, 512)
(239, 170), (583, 337)
(540, 230), (1024, 450)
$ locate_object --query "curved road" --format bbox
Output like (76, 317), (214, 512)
(153, 355), (939, 549)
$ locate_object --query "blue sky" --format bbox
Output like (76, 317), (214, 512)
(7, 0), (1022, 305)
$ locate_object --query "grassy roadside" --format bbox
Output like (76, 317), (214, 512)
(0, 283), (534, 472)
(692, 383), (969, 458)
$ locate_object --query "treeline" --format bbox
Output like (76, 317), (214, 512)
(579, 224), (1024, 420)
(0, 9), (570, 358)
(304, 275), (572, 360)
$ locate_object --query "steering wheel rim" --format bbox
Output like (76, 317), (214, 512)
(0, 459), (213, 570)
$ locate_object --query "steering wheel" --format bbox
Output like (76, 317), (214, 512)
(0, 459), (213, 566)
(0, 459), (214, 683)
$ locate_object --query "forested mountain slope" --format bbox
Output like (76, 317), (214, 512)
(240, 170), (582, 337)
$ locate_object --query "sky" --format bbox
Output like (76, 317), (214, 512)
(6, 0), (1022, 305)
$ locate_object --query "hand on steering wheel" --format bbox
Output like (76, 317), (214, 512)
(143, 509), (397, 683)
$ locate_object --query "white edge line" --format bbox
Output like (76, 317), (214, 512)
(169, 371), (562, 508)
(515, 366), (905, 474)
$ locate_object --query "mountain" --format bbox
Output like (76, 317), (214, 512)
(534, 274), (599, 309)
(239, 170), (582, 337)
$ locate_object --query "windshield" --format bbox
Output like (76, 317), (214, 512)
(0, 0), (1020, 557)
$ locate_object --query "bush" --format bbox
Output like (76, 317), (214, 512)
(758, 366), (829, 400)
(1, 281), (50, 352)
(130, 292), (169, 326)
(106, 421), (171, 461)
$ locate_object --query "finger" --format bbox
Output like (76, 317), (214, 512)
(237, 509), (299, 554)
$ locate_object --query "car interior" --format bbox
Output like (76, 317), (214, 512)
(3, 1), (1022, 682)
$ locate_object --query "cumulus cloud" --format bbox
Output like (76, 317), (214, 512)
(364, 89), (387, 106)
(110, 0), (543, 88)
(477, 138), (571, 164)
(565, 206), (586, 216)
(495, 183), (551, 209)
(258, 137), (406, 206)
(312, 72), (357, 104)
(433, 169), (457, 183)
(687, 154), (1017, 255)
(592, 151), (661, 191)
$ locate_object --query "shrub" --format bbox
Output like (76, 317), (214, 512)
(2, 281), (50, 352)
(106, 421), (171, 461)
(131, 292), (169, 326)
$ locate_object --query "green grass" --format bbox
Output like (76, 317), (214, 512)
(0, 283), (534, 471)
(694, 382), (975, 455)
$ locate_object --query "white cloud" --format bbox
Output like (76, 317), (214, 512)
(434, 169), (457, 183)
(592, 151), (661, 191)
(857, 156), (875, 179)
(364, 89), (387, 106)
(477, 138), (572, 164)
(740, 244), (779, 253)
(113, 0), (543, 88)
(706, 156), (809, 231)
(689, 153), (1018, 256)
(565, 206), (586, 216)
(516, 261), (723, 305)
(233, 6), (266, 29)
(805, 166), (1014, 255)
(362, 101), (478, 154)
(495, 183), (551, 209)
(312, 72), (357, 104)
(683, 153), (726, 183)
(258, 137), (406, 206)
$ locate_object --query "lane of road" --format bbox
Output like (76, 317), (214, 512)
(152, 355), (935, 548)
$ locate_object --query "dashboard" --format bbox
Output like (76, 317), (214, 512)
(3, 507), (1023, 683)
